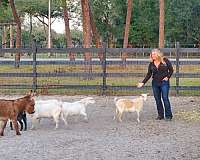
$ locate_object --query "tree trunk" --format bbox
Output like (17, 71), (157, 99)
(81, 0), (92, 79)
(9, 0), (21, 68)
(62, 0), (75, 61)
(81, 0), (91, 60)
(2, 26), (6, 49)
(10, 24), (14, 49)
(10, 24), (14, 56)
(122, 0), (133, 63)
(29, 14), (33, 48)
(108, 33), (115, 48)
(159, 0), (164, 48)
(89, 4), (103, 61)
(1, 26), (6, 57)
(47, 0), (53, 57)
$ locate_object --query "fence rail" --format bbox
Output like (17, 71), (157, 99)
(0, 42), (199, 95)
(0, 47), (200, 54)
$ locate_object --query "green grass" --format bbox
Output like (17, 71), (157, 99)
(0, 64), (199, 96)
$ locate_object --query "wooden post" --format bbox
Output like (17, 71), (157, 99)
(32, 40), (37, 92)
(175, 42), (180, 96)
(102, 43), (107, 95)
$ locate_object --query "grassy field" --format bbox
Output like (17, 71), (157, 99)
(0, 64), (199, 96)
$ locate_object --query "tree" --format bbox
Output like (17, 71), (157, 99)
(0, 0), (13, 23)
(190, 4), (200, 47)
(9, 0), (21, 68)
(81, 0), (92, 79)
(122, 0), (133, 62)
(81, 0), (91, 59)
(89, 3), (103, 61)
(129, 0), (159, 47)
(16, 0), (63, 48)
(0, 0), (14, 57)
(15, 0), (38, 47)
(165, 0), (200, 46)
(2, 25), (7, 48)
(91, 0), (127, 47)
(159, 0), (164, 48)
(62, 0), (75, 60)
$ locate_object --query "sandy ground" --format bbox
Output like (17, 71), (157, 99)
(0, 95), (200, 160)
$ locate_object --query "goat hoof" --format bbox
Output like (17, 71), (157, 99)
(16, 132), (21, 135)
(30, 127), (35, 130)
(84, 118), (89, 123)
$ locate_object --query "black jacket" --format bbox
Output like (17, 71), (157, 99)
(142, 57), (173, 84)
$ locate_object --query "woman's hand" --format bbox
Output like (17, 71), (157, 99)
(163, 77), (169, 81)
(137, 82), (144, 88)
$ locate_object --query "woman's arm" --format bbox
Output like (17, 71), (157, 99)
(166, 58), (174, 79)
(142, 63), (152, 84)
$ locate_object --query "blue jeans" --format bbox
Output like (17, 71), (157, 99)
(152, 80), (173, 118)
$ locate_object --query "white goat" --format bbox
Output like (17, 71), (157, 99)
(61, 97), (95, 126)
(31, 99), (62, 129)
(113, 94), (148, 123)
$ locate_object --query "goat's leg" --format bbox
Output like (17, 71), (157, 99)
(61, 113), (68, 126)
(0, 120), (8, 136)
(18, 120), (23, 131)
(12, 118), (21, 135)
(118, 112), (123, 122)
(53, 116), (60, 129)
(80, 111), (88, 122)
(31, 117), (37, 130)
(136, 111), (140, 123)
(36, 118), (41, 126)
(10, 120), (14, 130)
(113, 108), (119, 120)
(22, 114), (27, 131)
(74, 115), (80, 123)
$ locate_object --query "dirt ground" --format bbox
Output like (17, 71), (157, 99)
(0, 95), (200, 160)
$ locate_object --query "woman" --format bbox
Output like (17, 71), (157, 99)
(137, 49), (174, 121)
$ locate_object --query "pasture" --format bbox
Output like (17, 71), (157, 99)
(0, 63), (199, 96)
(0, 95), (199, 160)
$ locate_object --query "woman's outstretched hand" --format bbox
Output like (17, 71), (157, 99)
(163, 77), (169, 81)
(137, 82), (144, 88)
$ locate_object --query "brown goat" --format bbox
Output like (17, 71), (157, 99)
(0, 91), (35, 136)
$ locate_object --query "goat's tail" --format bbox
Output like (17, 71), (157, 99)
(79, 97), (94, 105)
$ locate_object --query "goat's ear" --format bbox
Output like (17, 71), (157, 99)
(27, 90), (36, 97)
(27, 90), (33, 96)
(34, 91), (39, 97)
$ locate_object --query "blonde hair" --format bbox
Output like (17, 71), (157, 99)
(150, 49), (165, 63)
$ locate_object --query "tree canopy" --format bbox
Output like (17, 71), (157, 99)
(0, 0), (199, 48)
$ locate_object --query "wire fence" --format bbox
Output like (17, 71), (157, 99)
(0, 41), (199, 96)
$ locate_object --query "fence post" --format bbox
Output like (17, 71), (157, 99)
(32, 40), (37, 92)
(175, 42), (180, 96)
(102, 43), (107, 95)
